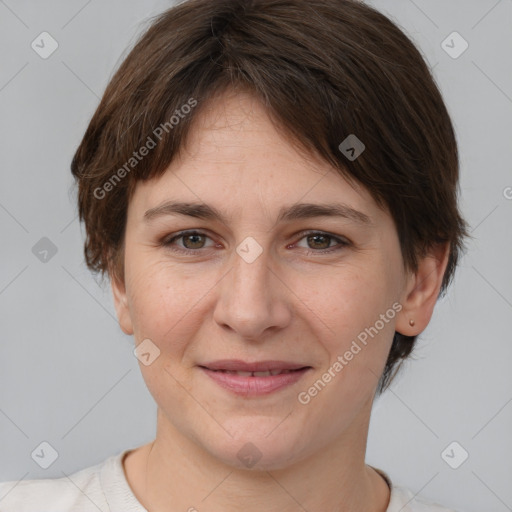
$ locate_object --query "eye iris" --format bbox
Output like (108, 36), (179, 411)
(183, 234), (205, 249)
(308, 234), (330, 250)
(177, 233), (337, 251)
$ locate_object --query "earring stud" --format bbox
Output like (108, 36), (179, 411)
(409, 319), (415, 326)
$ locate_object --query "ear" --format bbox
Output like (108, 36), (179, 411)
(395, 242), (450, 336)
(110, 272), (134, 336)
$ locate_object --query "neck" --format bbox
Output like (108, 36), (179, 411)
(124, 407), (390, 512)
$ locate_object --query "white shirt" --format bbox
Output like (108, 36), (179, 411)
(0, 449), (457, 511)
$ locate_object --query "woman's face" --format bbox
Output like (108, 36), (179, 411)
(113, 90), (413, 470)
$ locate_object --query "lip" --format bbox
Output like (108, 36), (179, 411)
(200, 359), (310, 372)
(198, 360), (312, 397)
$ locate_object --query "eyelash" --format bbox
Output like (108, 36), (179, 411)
(160, 230), (350, 256)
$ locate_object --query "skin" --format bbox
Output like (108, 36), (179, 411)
(111, 88), (450, 512)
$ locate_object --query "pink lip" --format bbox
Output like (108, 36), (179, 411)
(200, 359), (309, 372)
(199, 366), (312, 397)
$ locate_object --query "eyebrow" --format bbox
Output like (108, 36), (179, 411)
(143, 201), (373, 226)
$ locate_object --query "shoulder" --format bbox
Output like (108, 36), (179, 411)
(371, 466), (459, 512)
(389, 485), (459, 511)
(0, 457), (109, 512)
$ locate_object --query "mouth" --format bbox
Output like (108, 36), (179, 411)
(198, 360), (312, 396)
(203, 368), (306, 377)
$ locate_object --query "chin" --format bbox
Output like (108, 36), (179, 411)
(201, 421), (311, 471)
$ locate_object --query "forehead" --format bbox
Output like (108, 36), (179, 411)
(128, 89), (385, 225)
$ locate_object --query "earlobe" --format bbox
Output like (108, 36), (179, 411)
(110, 274), (134, 336)
(396, 243), (450, 336)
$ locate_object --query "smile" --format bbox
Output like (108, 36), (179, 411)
(211, 369), (299, 376)
(199, 365), (312, 396)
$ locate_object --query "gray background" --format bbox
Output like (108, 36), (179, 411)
(0, 1), (511, 511)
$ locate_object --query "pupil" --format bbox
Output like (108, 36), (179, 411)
(185, 234), (204, 249)
(309, 234), (329, 249)
(182, 234), (331, 250)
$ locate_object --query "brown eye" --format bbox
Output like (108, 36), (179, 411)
(162, 230), (215, 254)
(181, 233), (206, 249)
(294, 231), (350, 254)
(306, 233), (332, 250)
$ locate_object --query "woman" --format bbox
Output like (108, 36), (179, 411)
(0, 0), (469, 510)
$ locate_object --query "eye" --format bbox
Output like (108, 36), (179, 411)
(293, 231), (350, 254)
(161, 229), (350, 256)
(161, 230), (217, 254)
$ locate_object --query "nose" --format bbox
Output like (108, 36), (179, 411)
(213, 242), (292, 341)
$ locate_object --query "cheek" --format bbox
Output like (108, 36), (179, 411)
(298, 262), (396, 341)
(124, 261), (204, 397)
(125, 257), (192, 339)
(296, 260), (399, 401)
(125, 254), (220, 364)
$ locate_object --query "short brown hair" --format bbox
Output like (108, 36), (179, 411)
(71, 0), (470, 394)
